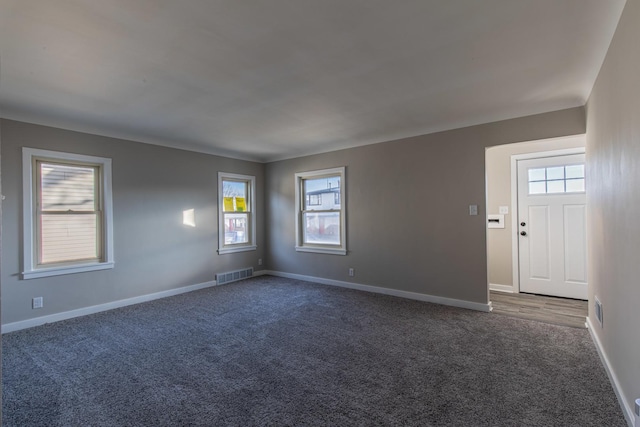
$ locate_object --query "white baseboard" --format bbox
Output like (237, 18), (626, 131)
(586, 317), (635, 427)
(1, 268), (491, 334)
(2, 280), (219, 334)
(265, 270), (492, 312)
(489, 283), (515, 293)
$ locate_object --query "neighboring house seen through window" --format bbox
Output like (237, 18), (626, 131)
(22, 148), (114, 279)
(295, 167), (346, 255)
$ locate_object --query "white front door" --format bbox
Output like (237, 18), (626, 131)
(517, 153), (587, 300)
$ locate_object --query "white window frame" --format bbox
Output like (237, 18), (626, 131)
(22, 148), (115, 279)
(217, 172), (257, 254)
(295, 167), (346, 255)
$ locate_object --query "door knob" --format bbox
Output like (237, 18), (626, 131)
(520, 222), (526, 226)
(520, 231), (527, 236)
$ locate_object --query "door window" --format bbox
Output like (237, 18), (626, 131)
(528, 164), (585, 194)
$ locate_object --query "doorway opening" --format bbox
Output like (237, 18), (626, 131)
(485, 136), (587, 325)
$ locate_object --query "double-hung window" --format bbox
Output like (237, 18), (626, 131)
(218, 172), (256, 254)
(22, 148), (114, 279)
(295, 167), (346, 255)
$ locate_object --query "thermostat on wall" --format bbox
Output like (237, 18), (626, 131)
(487, 214), (505, 229)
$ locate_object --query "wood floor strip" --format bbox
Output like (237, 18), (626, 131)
(490, 291), (587, 328)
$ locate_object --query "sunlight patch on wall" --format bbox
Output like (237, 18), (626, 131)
(183, 209), (196, 227)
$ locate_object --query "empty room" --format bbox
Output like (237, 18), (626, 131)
(1, 1), (639, 426)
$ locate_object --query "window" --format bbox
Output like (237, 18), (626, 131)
(307, 194), (322, 206)
(22, 148), (114, 279)
(218, 172), (256, 254)
(295, 167), (346, 255)
(528, 164), (585, 194)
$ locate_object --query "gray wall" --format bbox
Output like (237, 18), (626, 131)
(486, 136), (585, 289)
(586, 0), (640, 419)
(1, 119), (265, 325)
(266, 107), (585, 304)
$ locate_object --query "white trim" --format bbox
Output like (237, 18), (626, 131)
(484, 151), (492, 305)
(265, 270), (492, 312)
(510, 153), (520, 293)
(218, 245), (257, 255)
(511, 146), (586, 162)
(23, 261), (114, 280)
(489, 283), (515, 293)
(22, 148), (115, 279)
(510, 145), (586, 294)
(294, 166), (345, 179)
(294, 245), (347, 256)
(252, 269), (268, 277)
(586, 318), (635, 427)
(294, 167), (347, 255)
(217, 172), (257, 254)
(2, 280), (218, 334)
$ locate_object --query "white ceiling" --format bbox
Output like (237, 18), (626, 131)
(0, 0), (626, 162)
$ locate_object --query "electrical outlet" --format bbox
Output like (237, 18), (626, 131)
(258, 258), (263, 266)
(348, 268), (354, 277)
(33, 297), (43, 309)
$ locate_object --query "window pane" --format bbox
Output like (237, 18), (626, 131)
(223, 213), (248, 244)
(547, 180), (565, 193)
(304, 176), (341, 211)
(222, 180), (248, 212)
(40, 163), (96, 211)
(566, 178), (585, 193)
(565, 164), (585, 179)
(546, 167), (565, 180)
(303, 212), (341, 245)
(528, 168), (546, 182)
(529, 181), (546, 194)
(41, 214), (98, 263)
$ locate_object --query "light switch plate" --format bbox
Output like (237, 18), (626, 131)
(469, 205), (478, 216)
(499, 205), (509, 215)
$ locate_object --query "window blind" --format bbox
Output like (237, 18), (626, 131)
(39, 162), (100, 264)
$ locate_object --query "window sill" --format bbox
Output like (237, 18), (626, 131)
(295, 246), (347, 256)
(23, 262), (115, 280)
(218, 245), (257, 255)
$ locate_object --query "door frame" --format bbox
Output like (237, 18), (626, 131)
(510, 147), (586, 294)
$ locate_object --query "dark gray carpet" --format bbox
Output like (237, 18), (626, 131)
(2, 275), (626, 426)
